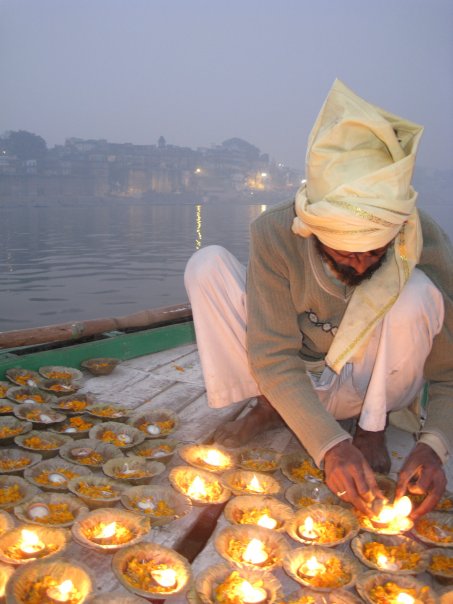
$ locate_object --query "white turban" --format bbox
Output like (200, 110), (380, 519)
(292, 80), (424, 373)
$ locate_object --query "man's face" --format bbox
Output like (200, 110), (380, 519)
(315, 239), (391, 287)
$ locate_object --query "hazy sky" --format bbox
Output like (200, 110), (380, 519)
(1, 0), (452, 171)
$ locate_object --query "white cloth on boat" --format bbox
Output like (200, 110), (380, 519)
(185, 245), (445, 459)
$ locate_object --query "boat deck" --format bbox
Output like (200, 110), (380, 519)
(4, 340), (453, 601)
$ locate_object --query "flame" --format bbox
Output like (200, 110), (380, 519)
(248, 475), (264, 493)
(203, 449), (229, 467)
(242, 538), (268, 564)
(377, 553), (389, 568)
(238, 579), (267, 603)
(300, 554), (326, 577)
(151, 568), (177, 588)
(394, 495), (412, 518)
(96, 521), (117, 539)
(46, 580), (74, 602)
(187, 475), (207, 498)
(396, 593), (415, 604)
(19, 529), (45, 553)
(257, 514), (277, 529)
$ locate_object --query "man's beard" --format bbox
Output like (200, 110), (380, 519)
(315, 239), (388, 287)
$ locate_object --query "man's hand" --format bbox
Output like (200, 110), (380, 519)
(396, 442), (447, 519)
(324, 440), (384, 516)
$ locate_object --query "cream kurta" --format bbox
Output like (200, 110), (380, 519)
(246, 201), (453, 465)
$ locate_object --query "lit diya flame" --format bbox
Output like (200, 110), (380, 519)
(202, 449), (229, 467)
(151, 567), (177, 588)
(376, 553), (400, 572)
(257, 513), (277, 530)
(46, 579), (75, 602)
(18, 529), (46, 556)
(238, 579), (267, 604)
(242, 538), (268, 565)
(298, 516), (319, 541)
(396, 594), (417, 604)
(371, 496), (412, 530)
(92, 521), (118, 541)
(187, 475), (207, 499)
(247, 475), (265, 494)
(299, 554), (326, 578)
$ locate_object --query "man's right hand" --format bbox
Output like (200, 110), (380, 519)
(323, 440), (384, 516)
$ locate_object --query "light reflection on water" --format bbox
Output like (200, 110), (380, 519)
(0, 200), (269, 331)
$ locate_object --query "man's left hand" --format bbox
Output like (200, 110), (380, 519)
(396, 442), (447, 519)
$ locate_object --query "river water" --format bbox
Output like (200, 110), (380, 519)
(0, 197), (451, 333)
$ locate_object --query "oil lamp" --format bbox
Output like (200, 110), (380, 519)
(376, 553), (400, 572)
(18, 528), (46, 557)
(46, 579), (75, 602)
(150, 567), (177, 588)
(202, 448), (230, 468)
(242, 539), (268, 565)
(187, 475), (207, 499)
(395, 594), (417, 604)
(298, 516), (319, 541)
(92, 521), (118, 543)
(371, 496), (412, 531)
(298, 554), (326, 578)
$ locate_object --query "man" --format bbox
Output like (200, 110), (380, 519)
(185, 80), (453, 518)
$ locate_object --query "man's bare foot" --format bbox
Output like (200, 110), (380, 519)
(213, 396), (283, 448)
(352, 424), (391, 474)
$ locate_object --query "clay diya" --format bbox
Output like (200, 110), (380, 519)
(5, 557), (93, 604)
(39, 366), (83, 382)
(286, 504), (359, 547)
(15, 430), (73, 459)
(128, 438), (177, 463)
(68, 475), (126, 509)
(285, 482), (338, 508)
(51, 394), (94, 415)
(13, 404), (66, 428)
(215, 525), (289, 572)
(127, 408), (179, 439)
(50, 415), (101, 439)
(85, 403), (129, 421)
(221, 470), (281, 497)
(178, 443), (236, 473)
(89, 422), (145, 450)
(413, 511), (453, 547)
(59, 439), (124, 468)
(39, 379), (81, 398)
(224, 495), (292, 532)
(0, 417), (32, 445)
(194, 563), (281, 604)
(0, 476), (37, 511)
(5, 369), (41, 388)
(355, 570), (437, 604)
(0, 449), (42, 476)
(24, 459), (92, 492)
(0, 524), (68, 565)
(120, 484), (191, 526)
(427, 547), (453, 585)
(236, 447), (281, 473)
(280, 452), (324, 484)
(81, 358), (119, 376)
(72, 508), (148, 553)
(6, 387), (53, 406)
(283, 546), (359, 592)
(169, 465), (231, 505)
(102, 455), (165, 486)
(351, 533), (429, 575)
(15, 492), (88, 528)
(112, 542), (192, 600)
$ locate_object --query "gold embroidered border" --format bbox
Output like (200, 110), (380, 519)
(330, 294), (399, 371)
(328, 199), (395, 227)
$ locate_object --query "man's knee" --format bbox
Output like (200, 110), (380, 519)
(184, 245), (230, 290)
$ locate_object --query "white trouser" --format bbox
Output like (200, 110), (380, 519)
(184, 245), (445, 432)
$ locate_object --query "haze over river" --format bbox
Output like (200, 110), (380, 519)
(0, 196), (451, 333)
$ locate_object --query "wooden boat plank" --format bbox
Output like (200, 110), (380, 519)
(120, 342), (197, 372)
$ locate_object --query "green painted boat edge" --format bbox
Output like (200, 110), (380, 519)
(0, 321), (195, 379)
